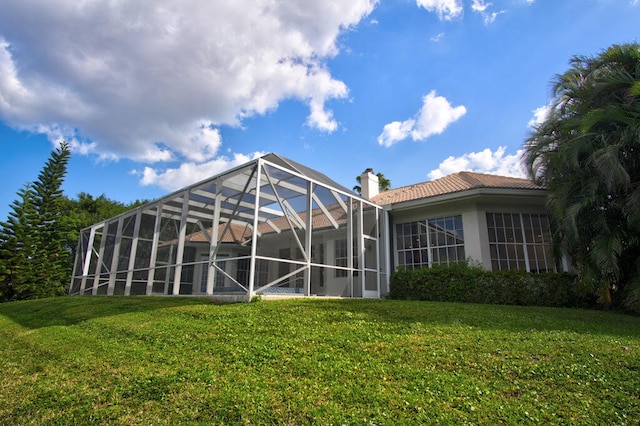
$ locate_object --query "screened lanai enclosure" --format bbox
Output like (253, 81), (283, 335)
(70, 154), (388, 299)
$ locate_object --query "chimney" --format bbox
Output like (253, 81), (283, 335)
(360, 168), (379, 199)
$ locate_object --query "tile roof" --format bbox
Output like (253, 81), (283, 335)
(370, 171), (545, 206)
(175, 172), (543, 244)
(180, 202), (351, 245)
(184, 222), (255, 244)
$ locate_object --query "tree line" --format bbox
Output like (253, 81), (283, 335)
(0, 142), (145, 302)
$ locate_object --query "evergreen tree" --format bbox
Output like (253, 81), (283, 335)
(0, 142), (149, 302)
(0, 184), (39, 301)
(32, 142), (72, 297)
(0, 142), (71, 301)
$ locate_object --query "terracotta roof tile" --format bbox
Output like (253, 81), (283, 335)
(181, 202), (350, 244)
(370, 171), (544, 205)
(183, 222), (254, 244)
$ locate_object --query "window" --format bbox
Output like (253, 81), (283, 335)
(237, 258), (248, 287)
(200, 254), (209, 293)
(180, 246), (196, 283)
(198, 254), (241, 292)
(236, 257), (268, 287)
(335, 239), (348, 277)
(396, 215), (465, 269)
(255, 259), (269, 287)
(335, 239), (358, 277)
(487, 212), (554, 272)
(428, 216), (465, 266)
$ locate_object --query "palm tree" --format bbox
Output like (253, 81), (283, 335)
(353, 170), (391, 195)
(524, 42), (640, 311)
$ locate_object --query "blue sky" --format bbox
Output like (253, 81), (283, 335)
(1, 0), (638, 220)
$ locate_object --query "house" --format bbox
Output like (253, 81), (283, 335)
(69, 153), (561, 300)
(367, 171), (563, 274)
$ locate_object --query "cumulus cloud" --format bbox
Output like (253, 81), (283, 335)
(528, 104), (552, 128)
(416, 0), (463, 20)
(136, 152), (266, 191)
(427, 146), (526, 180)
(470, 0), (490, 12)
(377, 90), (466, 147)
(0, 0), (376, 165)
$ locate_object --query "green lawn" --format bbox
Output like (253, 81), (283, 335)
(1, 297), (638, 425)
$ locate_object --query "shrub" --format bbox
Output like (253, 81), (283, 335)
(389, 263), (595, 308)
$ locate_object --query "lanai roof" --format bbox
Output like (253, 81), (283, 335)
(263, 153), (354, 195)
(370, 171), (544, 206)
(146, 153), (368, 247)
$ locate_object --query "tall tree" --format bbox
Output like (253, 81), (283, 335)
(32, 141), (72, 297)
(0, 143), (149, 302)
(0, 142), (71, 301)
(524, 42), (640, 311)
(353, 170), (391, 195)
(0, 185), (39, 301)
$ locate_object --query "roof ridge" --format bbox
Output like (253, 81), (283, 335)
(376, 171), (462, 195)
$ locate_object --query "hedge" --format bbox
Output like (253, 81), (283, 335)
(389, 263), (596, 308)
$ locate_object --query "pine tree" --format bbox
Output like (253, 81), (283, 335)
(0, 142), (71, 301)
(31, 142), (72, 297)
(0, 184), (39, 301)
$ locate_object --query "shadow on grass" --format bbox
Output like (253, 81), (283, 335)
(2, 296), (639, 339)
(0, 296), (212, 329)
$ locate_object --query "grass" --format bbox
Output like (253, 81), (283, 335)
(1, 297), (639, 425)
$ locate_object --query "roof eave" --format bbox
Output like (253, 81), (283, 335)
(381, 187), (547, 212)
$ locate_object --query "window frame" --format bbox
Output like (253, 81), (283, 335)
(395, 215), (465, 270)
(486, 212), (554, 272)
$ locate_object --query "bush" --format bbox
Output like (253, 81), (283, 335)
(389, 263), (595, 308)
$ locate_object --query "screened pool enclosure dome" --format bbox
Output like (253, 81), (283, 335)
(70, 154), (389, 300)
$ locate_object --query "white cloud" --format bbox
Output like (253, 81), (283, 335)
(413, 91), (467, 139)
(164, 121), (223, 163)
(528, 104), (552, 128)
(378, 90), (466, 147)
(417, 0), (507, 23)
(430, 32), (446, 42)
(471, 0), (506, 25)
(481, 10), (505, 24)
(136, 152), (266, 191)
(427, 146), (526, 180)
(0, 0), (377, 164)
(416, 0), (463, 20)
(471, 0), (490, 12)
(378, 120), (416, 147)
